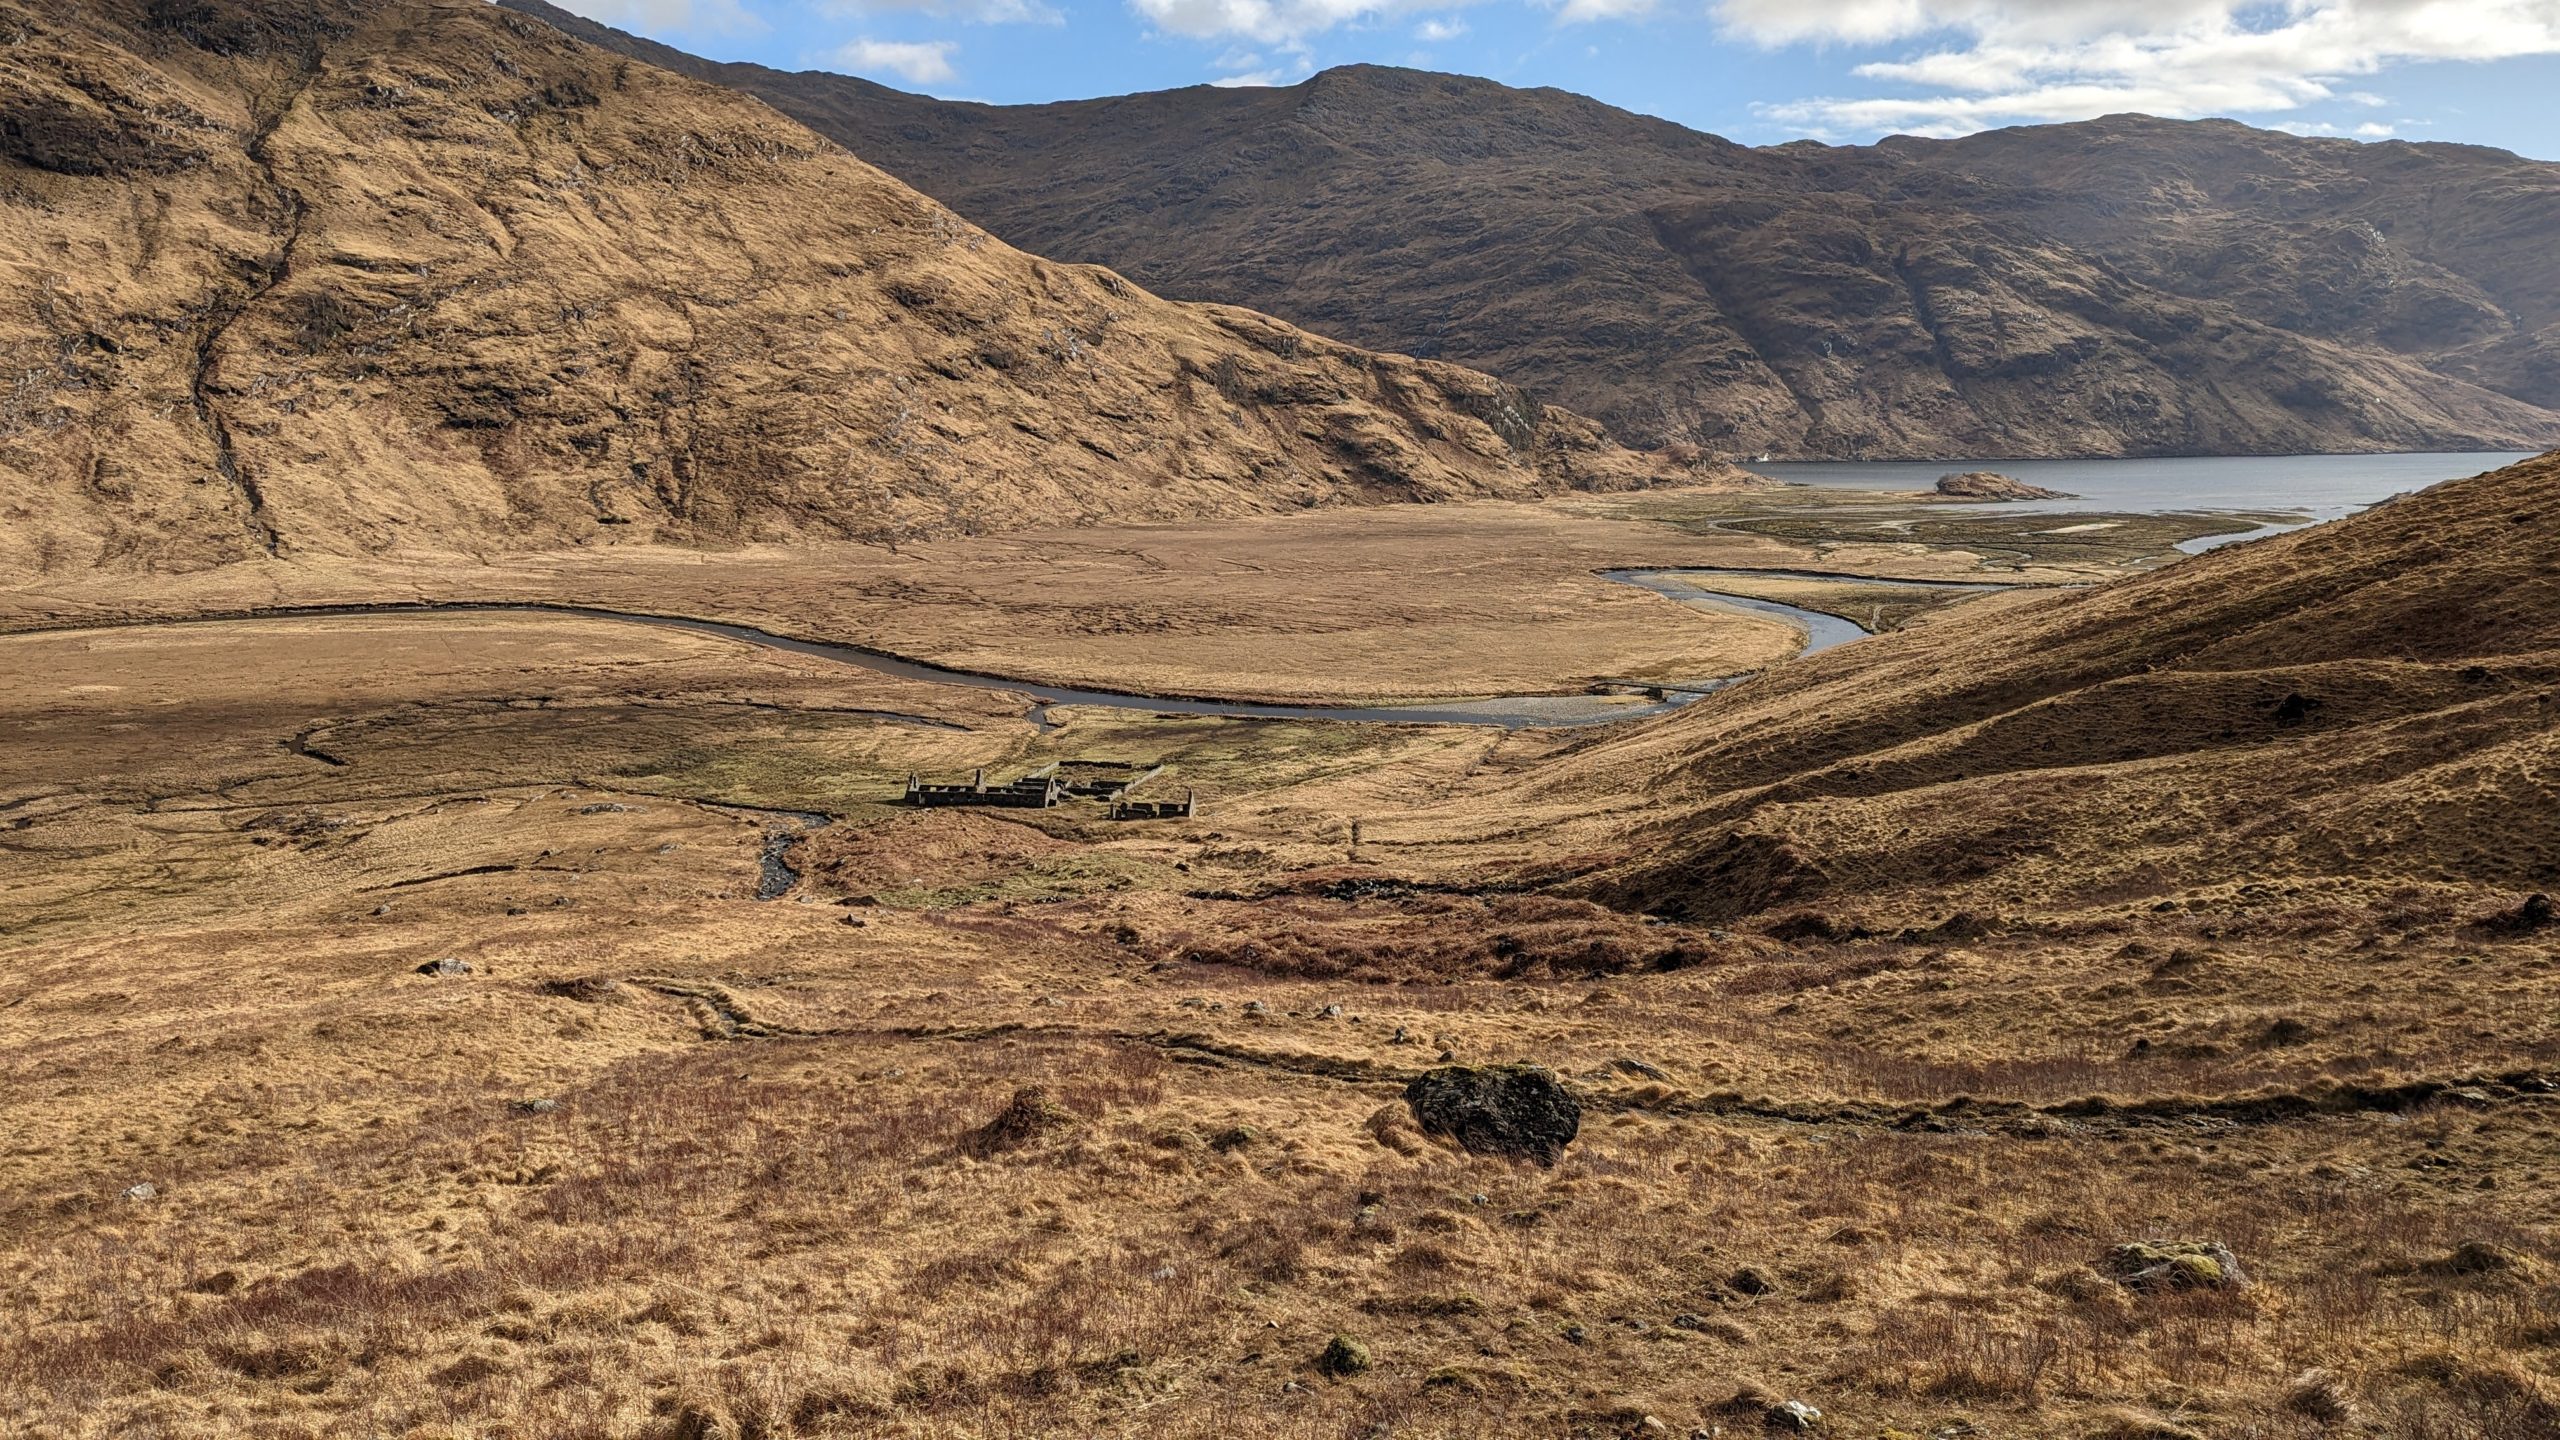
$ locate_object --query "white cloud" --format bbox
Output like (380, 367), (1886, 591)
(820, 0), (1061, 24)
(1129, 0), (1484, 47)
(1554, 0), (1652, 20)
(1414, 16), (1468, 40)
(1212, 68), (1289, 83)
(1723, 1), (2560, 138)
(2355, 120), (2396, 136)
(551, 0), (765, 36)
(830, 36), (961, 83)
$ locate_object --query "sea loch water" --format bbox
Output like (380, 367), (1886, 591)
(1744, 451), (2540, 520)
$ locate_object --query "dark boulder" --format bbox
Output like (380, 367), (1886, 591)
(1404, 1064), (1581, 1166)
(2485, 893), (2556, 935)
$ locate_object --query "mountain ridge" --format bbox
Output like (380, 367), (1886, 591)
(498, 2), (2560, 460)
(0, 0), (1702, 577)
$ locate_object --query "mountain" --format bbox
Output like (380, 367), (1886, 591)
(1531, 450), (2560, 921)
(499, 7), (2560, 460)
(0, 0), (1694, 577)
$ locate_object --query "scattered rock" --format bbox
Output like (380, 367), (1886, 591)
(1608, 1055), (1671, 1081)
(370, 903), (392, 916)
(2104, 1240), (2247, 1292)
(575, 802), (640, 814)
(415, 956), (472, 977)
(963, 1085), (1076, 1157)
(1243, 1000), (1269, 1018)
(2272, 691), (2322, 725)
(1404, 1064), (1582, 1166)
(1764, 1398), (1821, 1431)
(1315, 1334), (1371, 1379)
(1208, 1125), (1259, 1152)
(120, 1182), (157, 1203)
(1727, 1265), (1776, 1296)
(1935, 470), (2070, 500)
(509, 1098), (560, 1116)
(1390, 1026), (1411, 1044)
(2484, 892), (2557, 934)
(1319, 1004), (1343, 1018)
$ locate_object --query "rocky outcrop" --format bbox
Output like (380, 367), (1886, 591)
(1404, 1064), (1582, 1166)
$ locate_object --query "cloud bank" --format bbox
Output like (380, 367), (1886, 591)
(1717, 0), (2560, 137)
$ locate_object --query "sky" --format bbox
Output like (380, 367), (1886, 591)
(547, 0), (2560, 157)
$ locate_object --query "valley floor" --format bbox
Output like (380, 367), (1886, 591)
(6, 485), (2556, 1439)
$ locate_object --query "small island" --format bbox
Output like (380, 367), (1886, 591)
(1936, 470), (2077, 500)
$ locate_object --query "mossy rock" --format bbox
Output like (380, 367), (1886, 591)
(1316, 1334), (1371, 1378)
(2104, 1240), (2247, 1292)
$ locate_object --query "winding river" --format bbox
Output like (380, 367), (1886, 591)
(34, 571), (1977, 731)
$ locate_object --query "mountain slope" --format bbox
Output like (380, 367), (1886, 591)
(1515, 451), (2560, 921)
(0, 0), (1692, 577)
(501, 9), (2560, 460)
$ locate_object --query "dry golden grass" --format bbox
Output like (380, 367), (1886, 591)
(8, 457), (2560, 1436)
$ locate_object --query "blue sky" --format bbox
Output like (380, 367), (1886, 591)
(554, 0), (2560, 158)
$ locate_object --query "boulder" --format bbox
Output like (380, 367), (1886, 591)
(1404, 1064), (1581, 1166)
(2104, 1240), (2247, 1292)
(415, 956), (473, 977)
(1935, 470), (2072, 501)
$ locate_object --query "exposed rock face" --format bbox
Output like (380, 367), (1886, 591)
(504, 18), (2560, 460)
(1936, 471), (2072, 501)
(0, 0), (1698, 577)
(1404, 1064), (1581, 1166)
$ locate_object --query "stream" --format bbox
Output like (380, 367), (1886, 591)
(26, 575), (1986, 731)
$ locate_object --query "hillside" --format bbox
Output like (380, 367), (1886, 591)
(1514, 451), (2560, 920)
(0, 0), (1693, 577)
(502, 5), (2560, 460)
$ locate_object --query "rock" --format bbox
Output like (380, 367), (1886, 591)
(2486, 892), (2557, 934)
(1404, 1064), (1582, 1166)
(1727, 1266), (1776, 1296)
(1315, 1334), (1371, 1378)
(120, 1182), (157, 1203)
(415, 956), (472, 977)
(509, 1098), (560, 1115)
(1765, 1398), (1821, 1431)
(1610, 1056), (1671, 1081)
(1390, 1026), (1411, 1044)
(2104, 1240), (2247, 1292)
(1207, 1125), (1259, 1152)
(1319, 1004), (1343, 1018)
(963, 1085), (1077, 1157)
(371, 903), (391, 916)
(1934, 470), (2071, 500)
(1243, 1000), (1269, 1017)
